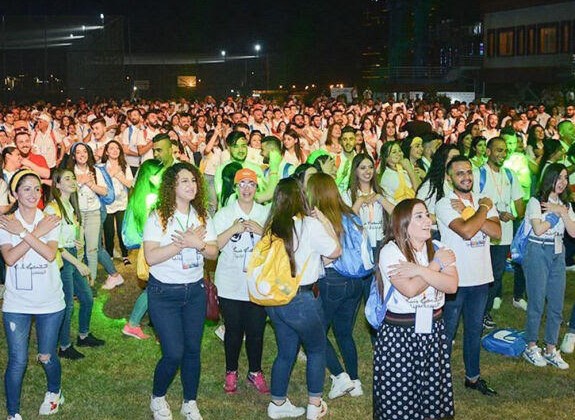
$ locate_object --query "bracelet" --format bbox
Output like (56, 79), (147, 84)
(432, 257), (445, 272)
(479, 203), (490, 211)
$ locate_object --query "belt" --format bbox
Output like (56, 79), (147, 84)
(297, 284), (315, 294)
(384, 309), (443, 327)
(528, 236), (559, 245)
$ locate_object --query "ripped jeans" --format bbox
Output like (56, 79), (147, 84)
(3, 310), (64, 416)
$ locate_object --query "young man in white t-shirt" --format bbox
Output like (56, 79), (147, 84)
(436, 156), (501, 397)
(473, 138), (525, 323)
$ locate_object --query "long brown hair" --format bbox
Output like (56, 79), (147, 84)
(156, 162), (207, 232)
(306, 172), (354, 238)
(101, 140), (128, 173)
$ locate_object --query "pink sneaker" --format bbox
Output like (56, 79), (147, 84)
(247, 371), (270, 394)
(122, 324), (150, 340)
(102, 274), (124, 290)
(224, 371), (238, 394)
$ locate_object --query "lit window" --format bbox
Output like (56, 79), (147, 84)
(498, 30), (514, 56)
(539, 26), (557, 54)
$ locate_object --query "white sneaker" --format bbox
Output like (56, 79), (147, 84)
(348, 379), (364, 397)
(523, 346), (547, 367)
(150, 396), (173, 420)
(214, 325), (225, 341)
(513, 298), (528, 311)
(8, 414), (22, 420)
(39, 390), (64, 415)
(328, 372), (354, 399)
(560, 332), (575, 354)
(492, 297), (502, 310)
(566, 264), (575, 272)
(544, 349), (570, 370)
(306, 400), (327, 420)
(102, 273), (124, 290)
(267, 398), (306, 419)
(181, 400), (202, 420)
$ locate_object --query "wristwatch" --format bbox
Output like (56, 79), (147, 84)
(19, 229), (29, 239)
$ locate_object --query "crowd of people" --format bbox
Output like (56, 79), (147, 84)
(1, 94), (575, 419)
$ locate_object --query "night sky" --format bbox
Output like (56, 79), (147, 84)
(1, 1), (479, 85)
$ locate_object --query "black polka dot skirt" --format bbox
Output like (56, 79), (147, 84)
(373, 318), (454, 420)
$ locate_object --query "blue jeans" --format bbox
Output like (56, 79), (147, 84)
(266, 290), (326, 399)
(486, 245), (509, 314)
(443, 284), (489, 381)
(59, 247), (94, 348)
(129, 289), (148, 326)
(523, 241), (566, 345)
(148, 275), (206, 401)
(4, 310), (65, 416)
(318, 268), (363, 379)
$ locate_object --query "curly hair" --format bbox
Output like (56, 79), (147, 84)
(156, 162), (207, 232)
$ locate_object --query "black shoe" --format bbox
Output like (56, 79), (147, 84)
(123, 257), (131, 266)
(77, 333), (106, 347)
(483, 314), (496, 330)
(58, 345), (85, 360)
(465, 378), (497, 396)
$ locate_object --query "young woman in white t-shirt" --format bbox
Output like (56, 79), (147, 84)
(374, 199), (457, 420)
(522, 163), (575, 369)
(67, 143), (124, 290)
(0, 169), (65, 419)
(101, 140), (133, 265)
(265, 177), (341, 420)
(213, 168), (270, 395)
(377, 141), (418, 204)
(143, 162), (218, 420)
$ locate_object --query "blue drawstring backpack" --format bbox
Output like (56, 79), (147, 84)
(482, 328), (527, 357)
(332, 214), (374, 279)
(510, 219), (532, 265)
(95, 164), (116, 206)
(365, 277), (395, 330)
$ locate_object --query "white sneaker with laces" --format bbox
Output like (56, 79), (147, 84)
(544, 349), (570, 370)
(492, 297), (502, 310)
(328, 372), (354, 399)
(267, 398), (306, 419)
(181, 400), (202, 420)
(150, 396), (173, 420)
(306, 400), (327, 420)
(513, 298), (528, 311)
(348, 379), (364, 397)
(523, 346), (547, 367)
(39, 391), (64, 415)
(560, 332), (575, 354)
(8, 414), (22, 420)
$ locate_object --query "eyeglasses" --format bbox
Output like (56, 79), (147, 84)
(237, 181), (257, 189)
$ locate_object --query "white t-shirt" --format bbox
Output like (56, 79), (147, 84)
(342, 189), (384, 247)
(379, 168), (413, 205)
(473, 165), (523, 245)
(105, 163), (133, 214)
(379, 241), (446, 314)
(436, 191), (498, 287)
(143, 208), (217, 284)
(525, 196), (575, 241)
(292, 216), (338, 286)
(213, 201), (270, 301)
(416, 179), (452, 219)
(0, 209), (65, 314)
(136, 126), (160, 163)
(121, 125), (144, 167)
(44, 201), (78, 248)
(75, 165), (106, 212)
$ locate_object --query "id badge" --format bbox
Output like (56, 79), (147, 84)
(415, 306), (433, 334)
(554, 235), (562, 255)
(15, 267), (33, 291)
(181, 248), (199, 269)
(243, 250), (253, 273)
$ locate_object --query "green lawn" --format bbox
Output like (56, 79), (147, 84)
(1, 260), (574, 419)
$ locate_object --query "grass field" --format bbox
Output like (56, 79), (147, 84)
(0, 257), (574, 419)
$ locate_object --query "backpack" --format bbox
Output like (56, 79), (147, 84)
(481, 328), (527, 357)
(510, 218), (532, 265)
(247, 233), (310, 306)
(332, 214), (374, 278)
(365, 276), (395, 330)
(479, 166), (513, 193)
(95, 164), (116, 206)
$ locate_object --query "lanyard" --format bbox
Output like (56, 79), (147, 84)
(175, 209), (191, 231)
